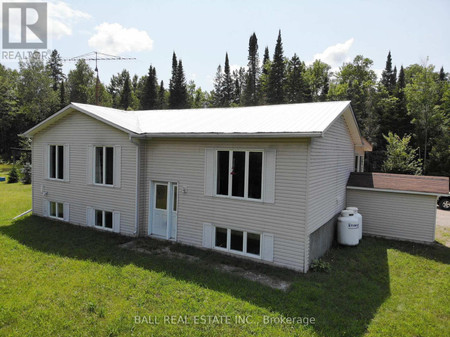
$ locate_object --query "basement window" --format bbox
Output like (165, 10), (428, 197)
(49, 201), (64, 220)
(95, 209), (113, 230)
(216, 150), (263, 200)
(214, 226), (261, 257)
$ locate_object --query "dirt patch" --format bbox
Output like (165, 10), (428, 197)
(216, 264), (291, 291)
(119, 240), (291, 291)
(119, 240), (200, 262)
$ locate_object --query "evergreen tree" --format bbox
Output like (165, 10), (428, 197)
(438, 66), (447, 82)
(120, 73), (132, 110)
(267, 30), (286, 104)
(169, 59), (188, 109)
(46, 49), (64, 91)
(59, 80), (66, 109)
(286, 54), (305, 103)
(262, 47), (270, 75)
(381, 51), (396, 94)
(242, 33), (259, 106)
(394, 65), (412, 137)
(158, 80), (166, 109)
(141, 65), (158, 109)
(168, 52), (178, 108)
(213, 65), (223, 107)
(222, 53), (233, 107)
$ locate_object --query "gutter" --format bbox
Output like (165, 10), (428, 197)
(129, 135), (140, 237)
(347, 186), (443, 197)
(140, 132), (323, 139)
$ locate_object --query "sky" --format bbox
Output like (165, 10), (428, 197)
(1, 0), (449, 91)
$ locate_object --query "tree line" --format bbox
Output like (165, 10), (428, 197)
(0, 30), (448, 176)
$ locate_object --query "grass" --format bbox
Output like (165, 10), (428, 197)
(0, 163), (12, 177)
(0, 182), (449, 337)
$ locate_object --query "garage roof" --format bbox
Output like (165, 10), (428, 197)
(22, 101), (362, 145)
(347, 172), (449, 195)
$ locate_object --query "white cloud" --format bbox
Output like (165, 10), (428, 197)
(88, 23), (153, 55)
(312, 38), (355, 68)
(48, 1), (91, 39)
(0, 0), (92, 40)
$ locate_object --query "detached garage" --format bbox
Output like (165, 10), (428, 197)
(346, 172), (449, 243)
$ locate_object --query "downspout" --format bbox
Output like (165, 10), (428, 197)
(129, 135), (140, 237)
(303, 138), (312, 273)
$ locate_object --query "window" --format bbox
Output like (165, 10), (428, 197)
(95, 209), (113, 229)
(355, 155), (364, 173)
(95, 146), (114, 185)
(214, 227), (261, 257)
(173, 185), (178, 212)
(49, 201), (64, 219)
(155, 184), (168, 210)
(215, 227), (227, 248)
(49, 145), (64, 180)
(216, 150), (263, 200)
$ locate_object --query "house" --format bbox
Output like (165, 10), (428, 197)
(347, 172), (449, 243)
(23, 100), (369, 272)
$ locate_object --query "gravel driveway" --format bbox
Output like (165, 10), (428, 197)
(436, 208), (450, 247)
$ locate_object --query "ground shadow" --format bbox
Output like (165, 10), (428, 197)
(0, 216), (403, 336)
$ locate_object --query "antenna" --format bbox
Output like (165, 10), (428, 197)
(62, 51), (136, 105)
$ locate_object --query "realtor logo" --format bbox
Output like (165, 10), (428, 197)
(2, 2), (47, 49)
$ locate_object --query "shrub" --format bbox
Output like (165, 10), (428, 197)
(310, 259), (331, 273)
(20, 163), (32, 184)
(7, 165), (19, 183)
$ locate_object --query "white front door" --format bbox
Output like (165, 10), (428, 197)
(150, 182), (177, 239)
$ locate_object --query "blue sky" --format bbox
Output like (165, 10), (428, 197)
(2, 0), (449, 91)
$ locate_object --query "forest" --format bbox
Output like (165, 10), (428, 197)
(0, 31), (448, 176)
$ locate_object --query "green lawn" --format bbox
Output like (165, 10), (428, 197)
(0, 182), (449, 337)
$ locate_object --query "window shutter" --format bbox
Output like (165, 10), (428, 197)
(113, 211), (121, 233)
(114, 145), (121, 188)
(263, 149), (276, 203)
(64, 144), (70, 182)
(87, 145), (94, 185)
(43, 144), (49, 179)
(261, 233), (274, 262)
(42, 199), (49, 217)
(63, 203), (70, 222)
(202, 223), (214, 248)
(204, 148), (215, 196)
(86, 207), (94, 226)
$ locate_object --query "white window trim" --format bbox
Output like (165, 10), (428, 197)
(48, 144), (64, 181)
(214, 150), (264, 202)
(93, 146), (114, 187)
(94, 209), (114, 231)
(213, 226), (262, 259)
(49, 201), (64, 220)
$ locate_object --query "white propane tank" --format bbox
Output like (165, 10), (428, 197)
(337, 210), (359, 246)
(346, 207), (362, 240)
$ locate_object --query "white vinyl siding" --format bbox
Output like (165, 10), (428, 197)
(31, 111), (137, 236)
(306, 116), (354, 235)
(347, 189), (437, 243)
(140, 138), (308, 271)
